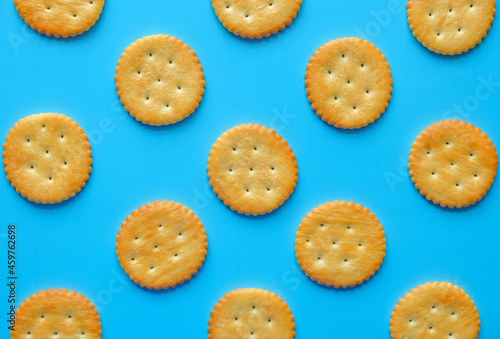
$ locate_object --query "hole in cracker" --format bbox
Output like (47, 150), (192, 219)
(347, 226), (351, 229)
(178, 86), (182, 90)
(469, 153), (474, 157)
(268, 319), (271, 322)
(450, 163), (454, 166)
(432, 172), (435, 175)
(320, 223), (324, 227)
(271, 167), (274, 170)
(437, 33), (440, 36)
(427, 151), (430, 154)
(31, 166), (34, 169)
(456, 183), (460, 187)
(250, 168), (253, 171)
(358, 243), (362, 246)
(361, 64), (364, 67)
(251, 332), (254, 335)
(353, 106), (356, 110)
(229, 168), (232, 172)
(474, 174), (478, 177)
(344, 259), (348, 262)
(150, 266), (154, 269)
(366, 90), (369, 94)
(158, 79), (161, 82)
(68, 315), (72, 318)
(470, 4), (473, 7)
(169, 60), (173, 64)
(135, 236), (139, 239)
(175, 253), (178, 256)
(138, 71), (141, 74)
(254, 146), (257, 150)
(27, 139), (30, 142)
(235, 317), (238, 320)
(267, 188), (270, 191)
(252, 305), (255, 309)
(49, 177), (52, 181)
(306, 239), (309, 242)
(317, 257), (321, 260)
(342, 54), (345, 58)
(158, 224), (162, 228)
(451, 312), (455, 315)
(449, 8), (452, 12)
(233, 147), (236, 151)
(47, 7), (50, 10)
(332, 241), (336, 244)
(41, 315), (44, 318)
(155, 245), (158, 248)
(334, 96), (338, 100)
(458, 28), (461, 32)
(131, 258), (135, 261)
(150, 53), (153, 57)
(246, 14), (249, 18)
(409, 319), (412, 323)
(74, 14), (77, 17)
(46, 150), (49, 154)
(347, 80), (350, 84)
(146, 97), (149, 100)
(179, 232), (182, 236)
(429, 12), (432, 16)
(246, 189), (249, 192)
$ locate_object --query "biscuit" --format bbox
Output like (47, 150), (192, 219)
(207, 123), (298, 215)
(14, 0), (105, 38)
(211, 0), (302, 39)
(3, 113), (92, 204)
(305, 37), (392, 129)
(390, 282), (480, 339)
(116, 200), (207, 290)
(407, 0), (496, 55)
(409, 119), (498, 208)
(115, 34), (205, 126)
(12, 288), (101, 338)
(295, 201), (386, 288)
(208, 288), (295, 339)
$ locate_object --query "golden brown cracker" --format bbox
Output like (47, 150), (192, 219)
(305, 37), (392, 129)
(208, 288), (295, 339)
(207, 123), (298, 215)
(115, 34), (205, 126)
(116, 200), (208, 290)
(211, 0), (302, 39)
(407, 0), (496, 55)
(390, 282), (480, 339)
(295, 201), (386, 288)
(409, 119), (498, 208)
(3, 113), (92, 204)
(12, 288), (101, 338)
(14, 0), (105, 38)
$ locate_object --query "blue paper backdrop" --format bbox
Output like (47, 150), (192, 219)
(1, 0), (499, 338)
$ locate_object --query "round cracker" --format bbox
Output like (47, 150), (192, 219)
(390, 282), (480, 339)
(305, 37), (393, 129)
(116, 200), (208, 290)
(115, 34), (205, 126)
(409, 119), (498, 208)
(211, 0), (302, 39)
(207, 123), (298, 215)
(12, 288), (101, 338)
(208, 288), (295, 339)
(407, 0), (496, 55)
(2, 113), (92, 204)
(295, 201), (386, 288)
(14, 0), (105, 38)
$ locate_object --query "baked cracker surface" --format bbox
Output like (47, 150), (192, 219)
(3, 113), (92, 204)
(390, 282), (480, 339)
(116, 200), (208, 290)
(407, 0), (496, 55)
(14, 0), (105, 38)
(211, 0), (302, 39)
(12, 288), (101, 338)
(115, 34), (205, 126)
(207, 123), (298, 215)
(305, 37), (393, 129)
(208, 288), (295, 339)
(295, 201), (386, 288)
(409, 119), (498, 208)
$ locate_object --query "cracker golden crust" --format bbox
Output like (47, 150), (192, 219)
(211, 0), (302, 39)
(305, 37), (392, 129)
(390, 282), (480, 339)
(12, 288), (101, 338)
(14, 0), (105, 38)
(207, 123), (298, 215)
(208, 288), (295, 339)
(407, 0), (496, 55)
(2, 113), (92, 204)
(116, 200), (208, 290)
(115, 34), (205, 126)
(295, 201), (386, 288)
(409, 119), (498, 208)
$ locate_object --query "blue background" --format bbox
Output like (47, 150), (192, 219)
(1, 0), (499, 338)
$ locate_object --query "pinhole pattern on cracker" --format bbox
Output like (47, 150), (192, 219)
(2, 113), (92, 204)
(407, 0), (496, 55)
(208, 288), (295, 339)
(305, 37), (393, 129)
(211, 0), (302, 39)
(115, 34), (205, 126)
(390, 282), (480, 339)
(207, 123), (298, 215)
(116, 200), (208, 290)
(295, 201), (386, 288)
(14, 0), (105, 38)
(409, 119), (498, 208)
(12, 288), (101, 338)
